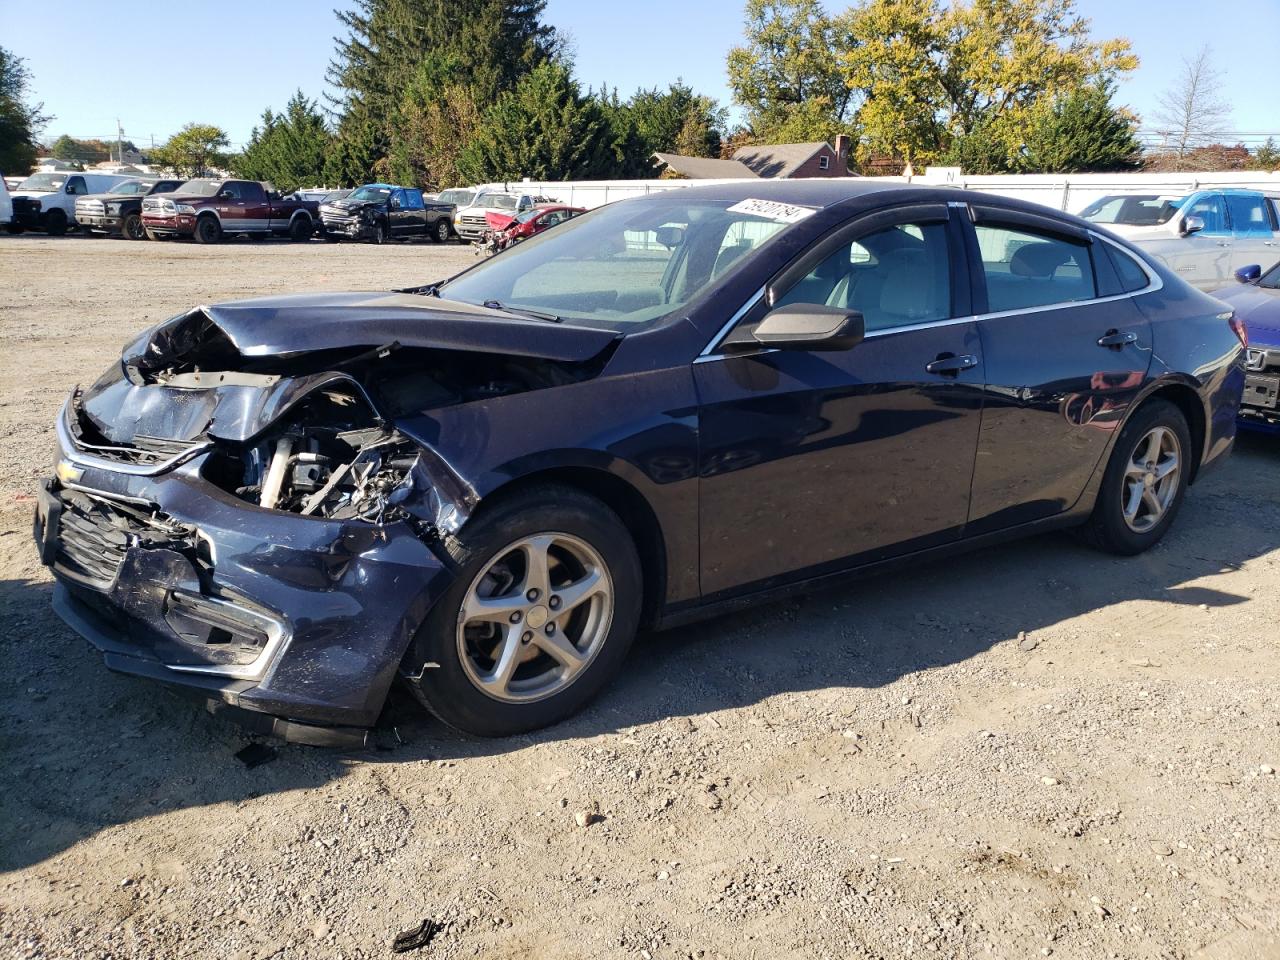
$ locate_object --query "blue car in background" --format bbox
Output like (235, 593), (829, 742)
(1216, 261), (1280, 433)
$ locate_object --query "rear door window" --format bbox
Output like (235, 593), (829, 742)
(1105, 244), (1153, 293)
(1225, 193), (1273, 237)
(975, 225), (1097, 312)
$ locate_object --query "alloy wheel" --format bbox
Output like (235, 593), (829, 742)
(1121, 425), (1181, 533)
(456, 533), (614, 703)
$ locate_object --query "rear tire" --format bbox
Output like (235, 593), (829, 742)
(5, 223), (23, 235)
(289, 217), (313, 242)
(405, 485), (643, 737)
(193, 215), (222, 244)
(1079, 399), (1192, 555)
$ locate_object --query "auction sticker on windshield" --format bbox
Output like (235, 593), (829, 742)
(726, 198), (818, 224)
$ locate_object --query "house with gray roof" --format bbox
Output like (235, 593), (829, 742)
(652, 136), (853, 180)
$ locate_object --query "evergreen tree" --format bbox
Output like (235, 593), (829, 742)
(0, 46), (49, 175)
(235, 91), (332, 192)
(326, 0), (560, 181)
(324, 104), (386, 186)
(1022, 81), (1141, 173)
(457, 62), (613, 183)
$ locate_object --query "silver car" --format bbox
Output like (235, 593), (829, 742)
(1079, 189), (1280, 290)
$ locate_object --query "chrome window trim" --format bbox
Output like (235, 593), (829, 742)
(693, 227), (1164, 363)
(695, 285), (766, 360)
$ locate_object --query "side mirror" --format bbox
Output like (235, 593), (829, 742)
(1235, 264), (1262, 284)
(750, 304), (865, 351)
(218, 190), (235, 199)
(65, 184), (75, 194)
(389, 197), (401, 209)
(1181, 215), (1206, 236)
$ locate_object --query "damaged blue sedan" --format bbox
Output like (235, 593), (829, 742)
(35, 182), (1246, 742)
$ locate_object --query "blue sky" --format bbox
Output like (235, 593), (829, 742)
(2, 0), (1274, 151)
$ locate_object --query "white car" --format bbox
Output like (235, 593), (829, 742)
(0, 175), (12, 231)
(7, 171), (134, 235)
(452, 191), (548, 241)
(1079, 190), (1280, 290)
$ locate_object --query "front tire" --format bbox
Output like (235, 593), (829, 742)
(121, 213), (146, 241)
(45, 210), (68, 236)
(193, 215), (222, 244)
(372, 219), (388, 244)
(406, 485), (642, 737)
(432, 220), (450, 243)
(1080, 399), (1192, 555)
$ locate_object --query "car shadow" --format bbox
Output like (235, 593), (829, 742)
(2, 434), (1277, 871)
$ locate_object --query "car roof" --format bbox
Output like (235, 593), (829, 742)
(653, 179), (905, 208)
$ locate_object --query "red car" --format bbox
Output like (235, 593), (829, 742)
(479, 204), (585, 254)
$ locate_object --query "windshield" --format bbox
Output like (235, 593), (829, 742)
(349, 185), (391, 202)
(108, 180), (149, 195)
(482, 194), (519, 211)
(1080, 194), (1184, 226)
(17, 173), (67, 193)
(175, 179), (224, 197)
(441, 197), (797, 329)
(514, 208), (544, 224)
(438, 189), (475, 206)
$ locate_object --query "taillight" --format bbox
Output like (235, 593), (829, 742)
(1226, 312), (1248, 349)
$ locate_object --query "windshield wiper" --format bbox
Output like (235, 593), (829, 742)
(396, 282), (441, 296)
(481, 300), (564, 323)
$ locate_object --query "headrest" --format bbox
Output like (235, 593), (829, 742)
(1009, 243), (1073, 279)
(879, 251), (932, 318)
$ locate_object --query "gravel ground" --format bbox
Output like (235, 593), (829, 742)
(1, 234), (1278, 960)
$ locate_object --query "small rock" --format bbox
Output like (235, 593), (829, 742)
(1261, 764), (1275, 776)
(574, 807), (602, 828)
(1149, 842), (1174, 857)
(1041, 776), (1059, 786)
(1018, 632), (1039, 652)
(310, 920), (330, 939)
(119, 877), (133, 888)
(657, 870), (670, 881)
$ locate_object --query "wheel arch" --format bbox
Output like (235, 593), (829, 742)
(289, 208), (313, 223)
(471, 465), (668, 630)
(1131, 378), (1207, 483)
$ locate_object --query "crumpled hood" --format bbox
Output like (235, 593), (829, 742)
(321, 199), (379, 215)
(127, 291), (618, 365)
(79, 291), (618, 446)
(1212, 284), (1280, 343)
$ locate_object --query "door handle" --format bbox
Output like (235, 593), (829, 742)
(1215, 241), (1231, 247)
(1097, 329), (1138, 348)
(925, 353), (978, 376)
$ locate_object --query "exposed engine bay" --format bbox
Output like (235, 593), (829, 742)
(73, 302), (616, 532)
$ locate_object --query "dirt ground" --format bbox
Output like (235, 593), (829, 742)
(1, 234), (1278, 960)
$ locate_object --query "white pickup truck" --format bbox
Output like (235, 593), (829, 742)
(1078, 189), (1280, 290)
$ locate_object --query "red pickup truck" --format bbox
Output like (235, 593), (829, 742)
(141, 179), (319, 243)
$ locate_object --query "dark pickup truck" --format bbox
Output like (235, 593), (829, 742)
(141, 179), (319, 243)
(76, 178), (184, 240)
(319, 183), (454, 243)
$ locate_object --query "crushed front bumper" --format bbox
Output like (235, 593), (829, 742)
(141, 213), (195, 237)
(320, 215), (372, 239)
(35, 399), (456, 732)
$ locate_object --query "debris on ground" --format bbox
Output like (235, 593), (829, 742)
(392, 918), (440, 953)
(234, 743), (278, 769)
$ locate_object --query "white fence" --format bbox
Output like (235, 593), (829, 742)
(478, 169), (1280, 217)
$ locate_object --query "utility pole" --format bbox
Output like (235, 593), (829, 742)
(116, 118), (124, 164)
